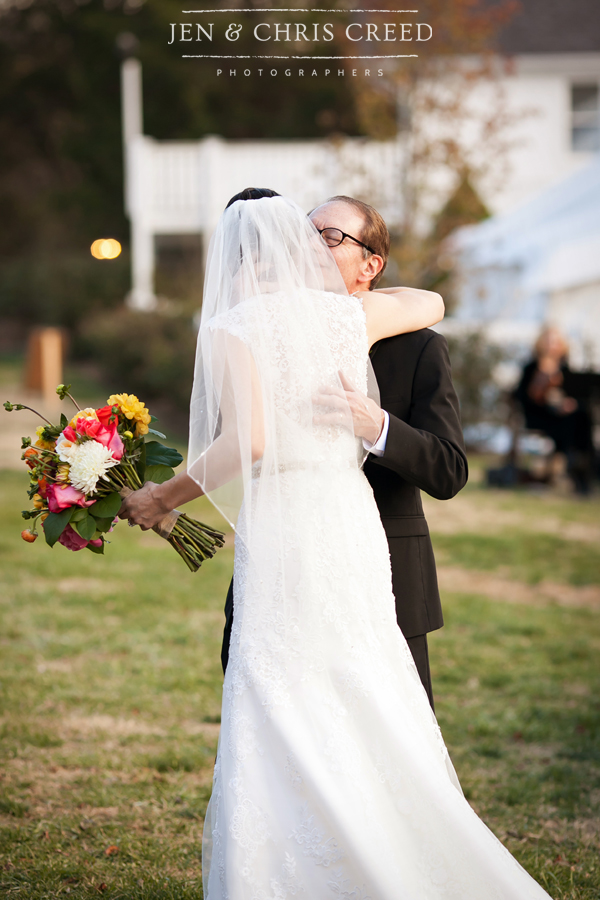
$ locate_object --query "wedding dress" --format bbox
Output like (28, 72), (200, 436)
(188, 197), (552, 900)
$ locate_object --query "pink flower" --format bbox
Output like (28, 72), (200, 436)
(62, 426), (78, 442)
(102, 424), (125, 461)
(76, 417), (124, 461)
(55, 524), (102, 552)
(46, 483), (94, 513)
(75, 417), (102, 440)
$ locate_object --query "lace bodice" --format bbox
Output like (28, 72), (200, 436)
(209, 290), (368, 467)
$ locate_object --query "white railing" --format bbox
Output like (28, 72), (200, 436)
(125, 134), (404, 308)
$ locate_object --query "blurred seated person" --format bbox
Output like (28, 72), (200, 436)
(514, 326), (594, 494)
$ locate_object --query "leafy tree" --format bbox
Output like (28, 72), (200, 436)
(0, 0), (361, 260)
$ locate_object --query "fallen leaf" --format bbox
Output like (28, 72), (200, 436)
(96, 884), (108, 893)
(105, 845), (119, 856)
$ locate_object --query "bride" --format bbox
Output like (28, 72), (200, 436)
(121, 190), (551, 899)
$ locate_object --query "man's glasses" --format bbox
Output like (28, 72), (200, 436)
(317, 227), (376, 256)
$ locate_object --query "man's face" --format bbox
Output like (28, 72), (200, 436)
(309, 201), (380, 294)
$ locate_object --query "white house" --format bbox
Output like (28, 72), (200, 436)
(124, 118), (403, 309)
(122, 0), (600, 310)
(467, 0), (600, 215)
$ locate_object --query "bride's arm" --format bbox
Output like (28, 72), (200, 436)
(120, 333), (265, 529)
(358, 287), (445, 348)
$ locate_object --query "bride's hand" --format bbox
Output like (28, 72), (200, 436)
(313, 372), (384, 444)
(119, 482), (170, 531)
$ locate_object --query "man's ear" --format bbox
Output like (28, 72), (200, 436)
(356, 254), (384, 286)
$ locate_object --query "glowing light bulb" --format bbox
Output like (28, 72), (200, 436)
(91, 238), (122, 260)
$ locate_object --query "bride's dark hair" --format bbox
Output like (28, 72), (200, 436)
(225, 187), (280, 209)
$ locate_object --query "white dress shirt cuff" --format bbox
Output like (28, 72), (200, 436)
(363, 410), (389, 457)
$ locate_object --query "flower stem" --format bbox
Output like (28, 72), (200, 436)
(65, 391), (81, 412)
(9, 405), (53, 425)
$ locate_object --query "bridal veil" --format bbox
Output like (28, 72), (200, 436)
(187, 194), (361, 531)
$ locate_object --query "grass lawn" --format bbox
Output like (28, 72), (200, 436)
(0, 466), (599, 899)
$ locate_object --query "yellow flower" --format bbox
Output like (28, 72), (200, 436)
(68, 407), (99, 428)
(34, 425), (56, 451)
(32, 493), (44, 509)
(106, 393), (151, 437)
(55, 464), (70, 483)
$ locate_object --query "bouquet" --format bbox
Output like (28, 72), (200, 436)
(4, 385), (224, 572)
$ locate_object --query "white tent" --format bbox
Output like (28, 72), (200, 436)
(445, 160), (600, 368)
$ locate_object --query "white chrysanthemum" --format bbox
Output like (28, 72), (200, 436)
(66, 440), (119, 495)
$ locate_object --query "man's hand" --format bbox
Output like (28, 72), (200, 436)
(313, 371), (385, 444)
(119, 481), (170, 531)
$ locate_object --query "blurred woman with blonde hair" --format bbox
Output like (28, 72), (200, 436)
(515, 325), (594, 493)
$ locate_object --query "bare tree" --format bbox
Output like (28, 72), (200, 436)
(341, 0), (523, 294)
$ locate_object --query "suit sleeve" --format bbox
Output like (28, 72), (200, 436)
(370, 333), (468, 500)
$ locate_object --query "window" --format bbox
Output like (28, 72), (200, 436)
(571, 84), (600, 152)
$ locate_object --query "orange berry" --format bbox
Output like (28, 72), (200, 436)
(21, 529), (37, 543)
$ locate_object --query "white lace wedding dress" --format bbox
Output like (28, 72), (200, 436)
(202, 291), (551, 900)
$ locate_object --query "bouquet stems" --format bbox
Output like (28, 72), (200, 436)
(113, 480), (225, 573)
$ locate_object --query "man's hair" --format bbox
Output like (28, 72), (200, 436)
(325, 195), (390, 289)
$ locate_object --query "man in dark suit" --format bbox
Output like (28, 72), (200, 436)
(221, 195), (468, 709)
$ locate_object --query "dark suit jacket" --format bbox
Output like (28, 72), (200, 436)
(365, 328), (468, 638)
(221, 328), (467, 672)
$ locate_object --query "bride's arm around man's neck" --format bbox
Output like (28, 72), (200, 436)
(358, 286), (445, 349)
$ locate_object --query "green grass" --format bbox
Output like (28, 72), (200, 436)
(0, 470), (230, 898)
(432, 531), (600, 585)
(0, 467), (599, 898)
(430, 592), (600, 898)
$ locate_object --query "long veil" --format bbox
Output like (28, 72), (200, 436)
(187, 195), (363, 533)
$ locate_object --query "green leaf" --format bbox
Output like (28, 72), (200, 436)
(70, 508), (89, 523)
(147, 427), (167, 439)
(92, 516), (115, 533)
(60, 413), (68, 429)
(90, 492), (122, 518)
(136, 439), (147, 483)
(43, 508), (73, 547)
(144, 441), (183, 468)
(86, 540), (105, 555)
(144, 464), (175, 485)
(72, 514), (96, 541)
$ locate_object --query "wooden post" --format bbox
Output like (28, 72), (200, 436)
(25, 327), (65, 408)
